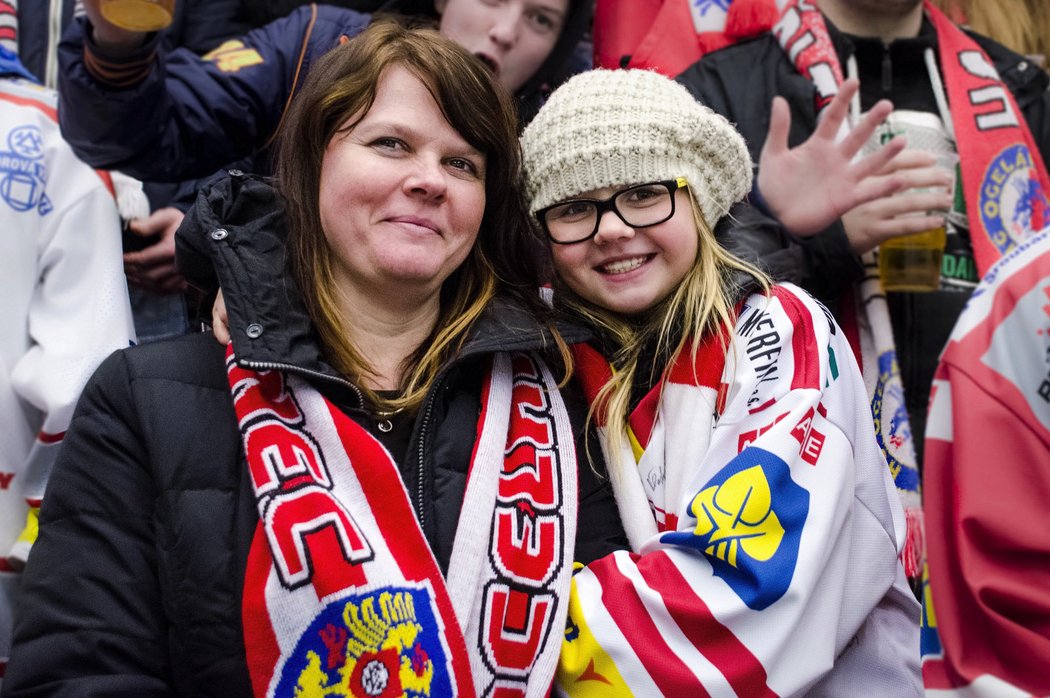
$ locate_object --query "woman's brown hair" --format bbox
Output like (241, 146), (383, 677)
(275, 18), (563, 411)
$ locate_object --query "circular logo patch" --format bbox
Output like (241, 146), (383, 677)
(979, 144), (1050, 255)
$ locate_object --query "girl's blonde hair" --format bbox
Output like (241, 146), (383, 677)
(556, 191), (770, 481)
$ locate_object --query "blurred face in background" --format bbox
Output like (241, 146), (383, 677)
(436, 0), (569, 92)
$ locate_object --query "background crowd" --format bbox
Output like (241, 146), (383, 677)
(0, 0), (1047, 695)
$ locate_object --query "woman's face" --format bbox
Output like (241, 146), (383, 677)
(436, 0), (569, 93)
(318, 65), (486, 307)
(550, 186), (698, 316)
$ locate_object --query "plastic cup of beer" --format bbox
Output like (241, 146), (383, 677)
(99, 0), (175, 32)
(878, 152), (958, 293)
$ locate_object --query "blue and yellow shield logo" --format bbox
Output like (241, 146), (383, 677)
(662, 447), (809, 610)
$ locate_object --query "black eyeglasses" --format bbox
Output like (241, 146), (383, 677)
(537, 178), (687, 244)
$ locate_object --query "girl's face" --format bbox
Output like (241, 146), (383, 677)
(549, 186), (698, 316)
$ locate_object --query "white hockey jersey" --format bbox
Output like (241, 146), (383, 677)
(0, 73), (135, 676)
(561, 283), (920, 696)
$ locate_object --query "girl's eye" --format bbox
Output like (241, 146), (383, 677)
(622, 185), (666, 206)
(547, 201), (592, 221)
(528, 11), (559, 33)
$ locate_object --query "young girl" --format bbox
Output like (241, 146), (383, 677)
(521, 68), (921, 695)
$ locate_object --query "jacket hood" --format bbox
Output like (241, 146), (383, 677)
(175, 171), (587, 381)
(175, 170), (329, 376)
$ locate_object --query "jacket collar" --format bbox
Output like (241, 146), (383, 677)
(175, 171), (586, 391)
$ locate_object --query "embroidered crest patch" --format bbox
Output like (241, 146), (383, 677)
(276, 586), (453, 697)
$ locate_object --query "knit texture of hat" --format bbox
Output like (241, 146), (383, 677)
(521, 68), (753, 228)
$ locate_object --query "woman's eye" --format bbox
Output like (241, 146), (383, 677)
(373, 137), (405, 151)
(448, 157), (479, 176)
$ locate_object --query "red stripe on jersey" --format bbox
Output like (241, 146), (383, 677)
(589, 554), (711, 697)
(640, 552), (779, 698)
(0, 90), (56, 121)
(772, 287), (821, 390)
(37, 430), (65, 445)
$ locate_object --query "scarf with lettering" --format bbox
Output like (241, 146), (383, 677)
(570, 332), (731, 551)
(227, 347), (577, 697)
(924, 4), (1050, 270)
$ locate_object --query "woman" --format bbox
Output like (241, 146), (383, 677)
(520, 69), (921, 695)
(5, 21), (625, 696)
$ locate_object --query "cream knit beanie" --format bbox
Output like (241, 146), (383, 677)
(521, 68), (753, 229)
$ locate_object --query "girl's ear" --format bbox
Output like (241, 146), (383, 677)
(434, 0), (448, 14)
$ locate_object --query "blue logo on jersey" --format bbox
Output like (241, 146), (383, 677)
(276, 586), (452, 697)
(662, 447), (809, 610)
(979, 144), (1049, 255)
(1, 125), (51, 215)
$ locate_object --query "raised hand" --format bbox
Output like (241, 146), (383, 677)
(756, 78), (912, 236)
(82, 0), (153, 54)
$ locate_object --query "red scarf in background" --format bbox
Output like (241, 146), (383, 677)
(925, 4), (1050, 273)
(593, 0), (779, 76)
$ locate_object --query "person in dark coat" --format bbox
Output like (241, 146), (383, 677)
(677, 0), (1050, 469)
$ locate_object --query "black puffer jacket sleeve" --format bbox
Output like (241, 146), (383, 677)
(5, 335), (251, 696)
(5, 350), (173, 695)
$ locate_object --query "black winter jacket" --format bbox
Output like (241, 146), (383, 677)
(4, 173), (627, 695)
(678, 14), (1050, 464)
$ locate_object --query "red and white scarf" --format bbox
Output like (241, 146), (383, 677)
(227, 347), (577, 697)
(923, 4), (1050, 269)
(772, 0), (1050, 580)
(570, 330), (730, 550)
